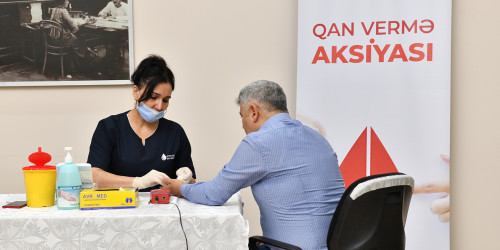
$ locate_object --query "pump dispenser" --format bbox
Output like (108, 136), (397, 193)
(56, 147), (82, 210)
(64, 147), (73, 163)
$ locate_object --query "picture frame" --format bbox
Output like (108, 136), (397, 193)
(0, 0), (134, 87)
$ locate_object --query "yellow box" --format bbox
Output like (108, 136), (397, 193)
(80, 188), (139, 210)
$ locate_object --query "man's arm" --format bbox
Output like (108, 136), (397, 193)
(164, 139), (266, 205)
(98, 2), (112, 17)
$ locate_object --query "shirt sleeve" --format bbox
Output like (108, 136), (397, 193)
(98, 2), (112, 16)
(174, 126), (196, 179)
(180, 137), (267, 205)
(87, 119), (115, 171)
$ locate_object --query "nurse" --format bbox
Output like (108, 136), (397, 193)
(87, 55), (195, 191)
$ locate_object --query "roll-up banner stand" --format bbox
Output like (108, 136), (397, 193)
(297, 1), (451, 249)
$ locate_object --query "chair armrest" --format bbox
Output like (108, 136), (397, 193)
(249, 236), (302, 250)
(21, 23), (38, 31)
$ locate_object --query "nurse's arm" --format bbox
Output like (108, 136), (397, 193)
(92, 167), (134, 188)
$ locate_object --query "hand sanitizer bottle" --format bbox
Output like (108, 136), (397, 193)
(56, 147), (82, 210)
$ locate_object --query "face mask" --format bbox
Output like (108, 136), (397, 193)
(137, 102), (165, 123)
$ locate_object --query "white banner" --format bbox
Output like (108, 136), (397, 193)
(297, 0), (450, 249)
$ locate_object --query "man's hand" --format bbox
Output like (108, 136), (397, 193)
(163, 178), (185, 197)
(132, 169), (169, 189)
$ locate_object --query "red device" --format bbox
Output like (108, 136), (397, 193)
(2, 201), (27, 208)
(150, 189), (171, 204)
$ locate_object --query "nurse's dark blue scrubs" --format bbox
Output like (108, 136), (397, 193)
(87, 111), (195, 192)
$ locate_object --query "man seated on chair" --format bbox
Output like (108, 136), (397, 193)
(164, 80), (346, 250)
(98, 0), (128, 18)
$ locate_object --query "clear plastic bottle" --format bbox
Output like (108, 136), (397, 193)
(56, 147), (82, 210)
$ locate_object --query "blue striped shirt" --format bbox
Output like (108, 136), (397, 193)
(181, 113), (345, 249)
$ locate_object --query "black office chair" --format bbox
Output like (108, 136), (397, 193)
(249, 172), (414, 250)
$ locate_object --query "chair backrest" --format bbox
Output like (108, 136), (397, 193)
(327, 172), (414, 250)
(39, 20), (65, 52)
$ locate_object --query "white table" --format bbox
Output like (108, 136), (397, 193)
(0, 192), (249, 249)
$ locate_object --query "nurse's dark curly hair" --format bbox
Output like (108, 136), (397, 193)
(131, 55), (175, 103)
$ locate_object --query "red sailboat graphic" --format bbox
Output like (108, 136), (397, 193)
(340, 127), (399, 188)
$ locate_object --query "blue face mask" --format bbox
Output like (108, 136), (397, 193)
(137, 102), (165, 123)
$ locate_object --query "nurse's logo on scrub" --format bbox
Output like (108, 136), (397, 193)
(161, 154), (175, 161)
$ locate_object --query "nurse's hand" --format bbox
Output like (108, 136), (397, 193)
(176, 167), (193, 184)
(132, 169), (169, 189)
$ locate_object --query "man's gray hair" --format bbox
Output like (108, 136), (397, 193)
(236, 80), (288, 112)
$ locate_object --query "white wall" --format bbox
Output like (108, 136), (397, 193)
(0, 0), (498, 249)
(451, 0), (500, 249)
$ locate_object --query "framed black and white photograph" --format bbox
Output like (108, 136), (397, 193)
(0, 0), (134, 86)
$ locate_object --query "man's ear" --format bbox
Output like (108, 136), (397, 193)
(249, 104), (259, 123)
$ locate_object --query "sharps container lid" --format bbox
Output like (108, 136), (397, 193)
(23, 147), (56, 170)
